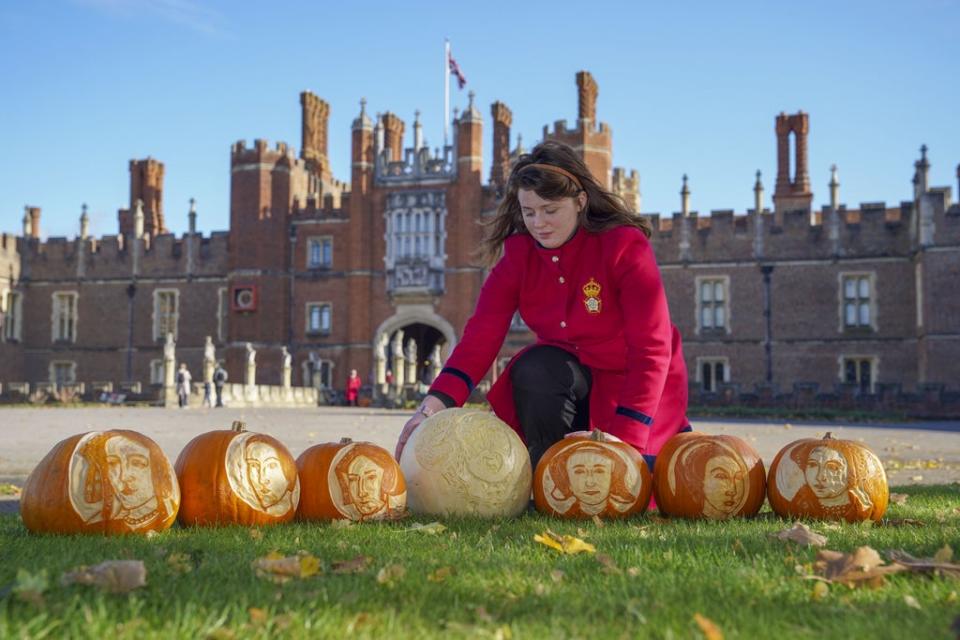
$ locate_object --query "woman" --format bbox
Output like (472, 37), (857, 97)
(395, 141), (690, 469)
(345, 369), (362, 407)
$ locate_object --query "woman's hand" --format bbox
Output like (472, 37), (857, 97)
(394, 394), (448, 460)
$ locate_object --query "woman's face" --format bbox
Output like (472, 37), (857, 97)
(105, 437), (154, 510)
(702, 454), (745, 515)
(566, 449), (613, 507)
(518, 188), (584, 249)
(245, 442), (289, 509)
(805, 446), (848, 499)
(346, 455), (385, 516)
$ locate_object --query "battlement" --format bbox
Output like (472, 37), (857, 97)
(231, 138), (300, 167)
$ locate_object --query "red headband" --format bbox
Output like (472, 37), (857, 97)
(520, 163), (584, 191)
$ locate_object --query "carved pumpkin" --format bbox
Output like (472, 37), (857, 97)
(21, 430), (180, 535)
(533, 430), (652, 519)
(654, 432), (767, 519)
(296, 438), (406, 522)
(399, 408), (532, 517)
(767, 432), (888, 522)
(175, 421), (300, 526)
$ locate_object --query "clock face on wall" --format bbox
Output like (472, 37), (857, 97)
(231, 285), (258, 312)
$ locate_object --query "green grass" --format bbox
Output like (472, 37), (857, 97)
(1, 485), (959, 639)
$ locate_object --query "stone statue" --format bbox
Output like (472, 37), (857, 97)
(163, 333), (175, 362)
(246, 342), (256, 366)
(203, 336), (215, 365)
(282, 346), (292, 370)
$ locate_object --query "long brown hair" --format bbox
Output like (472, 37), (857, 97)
(479, 140), (650, 265)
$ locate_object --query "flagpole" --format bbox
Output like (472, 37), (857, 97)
(444, 38), (450, 149)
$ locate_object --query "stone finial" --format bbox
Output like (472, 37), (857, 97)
(413, 109), (423, 150)
(188, 197), (197, 234)
(133, 198), (145, 239)
(22, 206), (30, 237)
(353, 97), (372, 131)
(829, 165), (840, 210)
(681, 174), (691, 217)
(80, 203), (90, 239)
(915, 144), (930, 195)
(461, 91), (481, 122)
(754, 171), (764, 214)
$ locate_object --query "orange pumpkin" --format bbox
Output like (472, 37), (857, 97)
(21, 430), (180, 535)
(654, 432), (766, 519)
(296, 438), (406, 522)
(533, 431), (652, 519)
(175, 421), (300, 526)
(767, 432), (888, 522)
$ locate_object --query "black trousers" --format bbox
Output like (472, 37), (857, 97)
(510, 345), (592, 471)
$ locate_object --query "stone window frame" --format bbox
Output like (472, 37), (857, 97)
(2, 289), (22, 342)
(695, 356), (730, 392)
(152, 288), (180, 342)
(48, 360), (77, 385)
(216, 287), (228, 343)
(306, 235), (334, 269)
(149, 359), (165, 386)
(306, 302), (332, 336)
(51, 290), (79, 343)
(838, 354), (878, 393)
(694, 275), (731, 335)
(838, 271), (878, 332)
(302, 357), (335, 389)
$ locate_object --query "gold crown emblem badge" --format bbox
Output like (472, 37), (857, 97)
(582, 278), (602, 314)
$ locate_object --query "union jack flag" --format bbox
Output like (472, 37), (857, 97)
(448, 52), (467, 89)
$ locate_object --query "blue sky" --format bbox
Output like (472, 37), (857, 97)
(1, 0), (958, 239)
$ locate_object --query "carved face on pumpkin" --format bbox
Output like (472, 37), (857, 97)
(226, 433), (298, 516)
(244, 441), (289, 510)
(804, 446), (848, 500)
(105, 437), (154, 511)
(666, 439), (750, 519)
(330, 443), (404, 520)
(702, 454), (746, 517)
(544, 442), (640, 516)
(566, 449), (614, 507)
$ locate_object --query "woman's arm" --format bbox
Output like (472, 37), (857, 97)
(604, 231), (673, 452)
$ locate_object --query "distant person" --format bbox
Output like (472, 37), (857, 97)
(213, 361), (228, 408)
(176, 363), (192, 408)
(346, 369), (362, 407)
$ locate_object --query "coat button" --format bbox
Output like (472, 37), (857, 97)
(551, 256), (559, 263)
(560, 321), (567, 328)
(559, 276), (565, 284)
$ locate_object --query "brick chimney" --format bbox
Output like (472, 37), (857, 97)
(381, 112), (405, 163)
(490, 101), (512, 191)
(300, 91), (331, 178)
(772, 111), (813, 215)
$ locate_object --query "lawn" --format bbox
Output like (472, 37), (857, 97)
(1, 485), (958, 639)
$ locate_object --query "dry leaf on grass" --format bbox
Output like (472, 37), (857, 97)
(166, 552), (194, 575)
(427, 566), (454, 583)
(248, 607), (268, 626)
(332, 556), (371, 574)
(904, 594), (922, 610)
(889, 493), (909, 505)
(248, 528), (263, 540)
(549, 569), (565, 583)
(773, 522), (828, 547)
(252, 552), (321, 583)
(693, 613), (724, 640)
(61, 560), (147, 593)
(346, 612), (374, 634)
(811, 581), (829, 601)
(329, 519), (354, 530)
(811, 546), (904, 588)
(376, 564), (406, 586)
(887, 545), (960, 578)
(534, 530), (596, 555)
(0, 483), (22, 497)
(405, 522), (447, 535)
(875, 518), (925, 528)
(596, 554), (621, 575)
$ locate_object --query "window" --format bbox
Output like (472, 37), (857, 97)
(841, 356), (875, 393)
(49, 361), (77, 385)
(696, 357), (729, 392)
(841, 274), (874, 329)
(153, 289), (179, 341)
(304, 358), (334, 388)
(307, 237), (333, 269)
(2, 290), (22, 342)
(150, 359), (165, 385)
(318, 360), (333, 388)
(51, 291), (78, 343)
(217, 287), (228, 342)
(306, 303), (332, 335)
(695, 276), (729, 333)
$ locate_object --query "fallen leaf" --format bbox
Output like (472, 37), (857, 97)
(427, 566), (453, 582)
(206, 628), (236, 640)
(346, 612), (374, 634)
(946, 591), (957, 603)
(0, 483), (22, 496)
(813, 547), (904, 588)
(330, 519), (354, 530)
(889, 493), (909, 505)
(248, 528), (263, 540)
(248, 607), (268, 626)
(252, 552), (321, 583)
(693, 613), (724, 640)
(773, 522), (828, 547)
(887, 548), (960, 578)
(534, 531), (596, 555)
(273, 614), (292, 630)
(11, 569), (48, 606)
(166, 552), (193, 575)
(592, 514), (605, 528)
(549, 569), (565, 583)
(405, 522), (447, 535)
(534, 582), (547, 596)
(376, 564), (406, 586)
(332, 556), (371, 574)
(783, 423), (793, 430)
(475, 606), (495, 623)
(876, 518), (925, 528)
(61, 560), (147, 593)
(627, 567), (641, 577)
(811, 581), (829, 601)
(935, 545), (954, 564)
(911, 475), (923, 482)
(596, 553), (621, 574)
(904, 595), (922, 610)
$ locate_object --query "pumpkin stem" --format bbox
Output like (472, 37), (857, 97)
(232, 421), (246, 433)
(590, 429), (607, 443)
(824, 432), (834, 440)
(339, 437), (353, 444)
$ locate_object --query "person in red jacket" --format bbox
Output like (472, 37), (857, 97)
(395, 141), (691, 472)
(345, 369), (362, 407)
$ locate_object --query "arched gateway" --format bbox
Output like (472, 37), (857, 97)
(372, 307), (457, 398)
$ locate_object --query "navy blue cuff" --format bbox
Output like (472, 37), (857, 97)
(615, 406), (654, 426)
(642, 454), (656, 473)
(428, 390), (457, 408)
(440, 366), (475, 392)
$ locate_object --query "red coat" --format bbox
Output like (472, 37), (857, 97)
(346, 375), (362, 401)
(429, 225), (689, 454)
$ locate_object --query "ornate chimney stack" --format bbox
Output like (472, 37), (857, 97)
(772, 111), (813, 214)
(27, 206), (40, 239)
(576, 70), (598, 124)
(300, 91), (331, 178)
(80, 203), (90, 239)
(681, 174), (691, 217)
(829, 165), (840, 211)
(754, 170), (764, 214)
(128, 158), (165, 237)
(381, 112), (405, 163)
(490, 101), (513, 191)
(914, 144), (930, 197)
